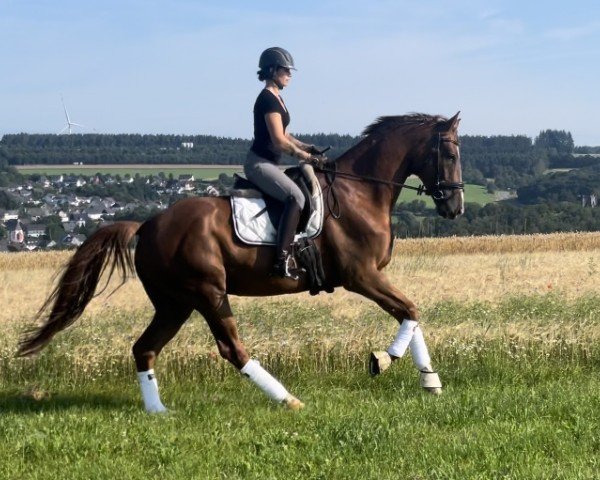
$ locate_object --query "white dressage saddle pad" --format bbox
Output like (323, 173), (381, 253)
(230, 182), (324, 246)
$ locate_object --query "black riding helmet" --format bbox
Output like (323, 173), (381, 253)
(257, 47), (296, 80)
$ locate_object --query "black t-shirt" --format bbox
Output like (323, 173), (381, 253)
(250, 89), (290, 163)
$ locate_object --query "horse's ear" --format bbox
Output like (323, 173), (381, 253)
(446, 111), (461, 132)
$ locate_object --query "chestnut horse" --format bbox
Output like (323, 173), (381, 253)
(17, 112), (463, 412)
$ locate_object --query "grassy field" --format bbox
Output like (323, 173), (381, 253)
(400, 178), (493, 206)
(1, 233), (599, 479)
(16, 164), (243, 180)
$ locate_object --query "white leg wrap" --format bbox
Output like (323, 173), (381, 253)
(409, 325), (432, 370)
(409, 326), (443, 391)
(387, 319), (418, 358)
(240, 359), (289, 403)
(137, 369), (167, 413)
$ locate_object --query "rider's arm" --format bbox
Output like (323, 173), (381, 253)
(287, 134), (313, 153)
(264, 112), (311, 162)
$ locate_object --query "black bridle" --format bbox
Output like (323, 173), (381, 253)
(429, 133), (464, 200)
(314, 133), (464, 201)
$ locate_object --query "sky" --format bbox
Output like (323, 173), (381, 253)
(1, 0), (600, 145)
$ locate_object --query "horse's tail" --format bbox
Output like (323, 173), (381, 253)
(16, 221), (141, 357)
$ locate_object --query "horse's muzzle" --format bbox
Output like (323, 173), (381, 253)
(435, 190), (464, 219)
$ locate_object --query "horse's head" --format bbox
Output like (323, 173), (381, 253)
(413, 112), (464, 219)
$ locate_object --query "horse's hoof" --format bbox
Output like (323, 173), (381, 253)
(283, 394), (305, 410)
(424, 387), (443, 395)
(369, 351), (392, 376)
(146, 404), (168, 414)
(420, 370), (442, 395)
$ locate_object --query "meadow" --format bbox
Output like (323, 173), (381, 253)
(1, 233), (599, 479)
(16, 164), (243, 180)
(16, 164), (495, 205)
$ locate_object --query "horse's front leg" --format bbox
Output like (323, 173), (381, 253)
(344, 270), (442, 394)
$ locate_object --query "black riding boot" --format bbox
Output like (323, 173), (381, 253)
(274, 198), (303, 279)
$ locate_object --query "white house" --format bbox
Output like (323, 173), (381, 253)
(2, 211), (19, 222)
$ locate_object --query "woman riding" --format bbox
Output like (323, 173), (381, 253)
(244, 47), (323, 279)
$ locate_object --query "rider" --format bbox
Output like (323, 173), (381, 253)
(245, 47), (323, 279)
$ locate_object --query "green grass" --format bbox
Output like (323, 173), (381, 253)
(1, 352), (598, 479)
(16, 165), (243, 180)
(463, 182), (495, 205)
(1, 293), (599, 479)
(398, 177), (494, 206)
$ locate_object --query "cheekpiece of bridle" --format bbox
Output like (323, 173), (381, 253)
(429, 133), (464, 201)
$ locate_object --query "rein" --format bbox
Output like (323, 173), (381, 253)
(314, 135), (464, 218)
(315, 164), (429, 195)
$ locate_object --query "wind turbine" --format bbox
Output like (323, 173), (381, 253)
(59, 96), (84, 134)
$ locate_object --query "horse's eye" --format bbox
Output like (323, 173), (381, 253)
(448, 154), (456, 161)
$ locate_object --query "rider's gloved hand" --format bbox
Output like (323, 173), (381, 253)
(304, 145), (330, 168)
(307, 154), (326, 169)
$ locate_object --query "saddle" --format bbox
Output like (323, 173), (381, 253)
(229, 164), (324, 246)
(229, 165), (331, 295)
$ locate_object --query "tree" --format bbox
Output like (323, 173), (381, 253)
(0, 190), (20, 209)
(534, 130), (574, 154)
(47, 223), (66, 242)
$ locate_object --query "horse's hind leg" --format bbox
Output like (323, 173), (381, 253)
(199, 295), (304, 410)
(132, 303), (193, 413)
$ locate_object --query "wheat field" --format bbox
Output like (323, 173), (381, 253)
(1, 232), (599, 363)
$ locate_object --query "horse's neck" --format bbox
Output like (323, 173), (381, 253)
(334, 135), (413, 209)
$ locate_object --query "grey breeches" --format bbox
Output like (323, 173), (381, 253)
(244, 151), (305, 210)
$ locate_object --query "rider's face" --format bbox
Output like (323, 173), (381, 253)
(274, 67), (292, 88)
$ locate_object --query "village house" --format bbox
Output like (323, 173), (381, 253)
(26, 205), (52, 221)
(5, 219), (25, 245)
(2, 210), (19, 222)
(63, 221), (78, 234)
(50, 174), (64, 184)
(85, 205), (106, 221)
(177, 175), (196, 193)
(25, 224), (47, 239)
(70, 213), (87, 228)
(62, 234), (87, 248)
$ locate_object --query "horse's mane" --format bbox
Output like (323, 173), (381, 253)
(361, 113), (447, 138)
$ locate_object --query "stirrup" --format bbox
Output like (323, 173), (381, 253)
(274, 253), (304, 280)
